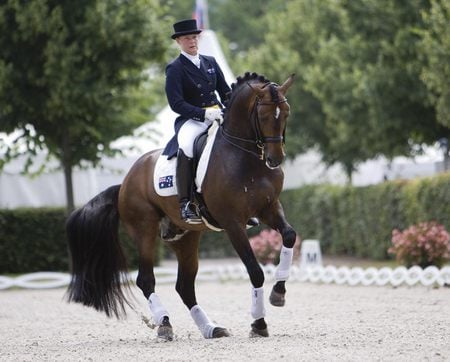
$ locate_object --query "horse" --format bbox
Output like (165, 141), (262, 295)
(66, 72), (297, 340)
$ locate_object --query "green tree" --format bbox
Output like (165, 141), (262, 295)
(419, 0), (450, 168)
(0, 0), (169, 211)
(239, 0), (450, 180)
(161, 0), (193, 24)
(420, 0), (450, 128)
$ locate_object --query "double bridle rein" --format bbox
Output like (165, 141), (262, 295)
(221, 82), (288, 160)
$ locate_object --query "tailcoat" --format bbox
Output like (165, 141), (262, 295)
(162, 54), (231, 158)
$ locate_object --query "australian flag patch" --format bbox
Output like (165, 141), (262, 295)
(159, 175), (174, 189)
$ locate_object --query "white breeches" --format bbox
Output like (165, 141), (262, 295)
(178, 119), (212, 158)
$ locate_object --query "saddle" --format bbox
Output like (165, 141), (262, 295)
(192, 129), (222, 230)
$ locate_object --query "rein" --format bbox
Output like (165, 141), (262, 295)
(221, 82), (287, 160)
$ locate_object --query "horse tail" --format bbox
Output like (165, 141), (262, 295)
(66, 184), (131, 318)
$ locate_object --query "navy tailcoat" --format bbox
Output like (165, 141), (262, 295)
(162, 54), (231, 158)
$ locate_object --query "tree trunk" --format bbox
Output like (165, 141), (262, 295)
(444, 143), (450, 171)
(439, 137), (450, 171)
(61, 134), (75, 213)
(344, 163), (353, 185)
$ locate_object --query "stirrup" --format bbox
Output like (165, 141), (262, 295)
(180, 202), (202, 225)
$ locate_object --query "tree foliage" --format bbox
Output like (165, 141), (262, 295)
(0, 0), (170, 209)
(419, 0), (450, 128)
(233, 0), (450, 179)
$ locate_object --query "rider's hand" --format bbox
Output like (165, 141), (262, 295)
(204, 108), (223, 124)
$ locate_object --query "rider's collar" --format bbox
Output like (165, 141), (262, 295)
(181, 51), (200, 68)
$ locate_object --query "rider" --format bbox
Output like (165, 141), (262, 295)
(163, 19), (230, 224)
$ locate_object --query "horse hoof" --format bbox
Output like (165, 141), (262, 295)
(250, 319), (269, 337)
(250, 327), (269, 338)
(212, 327), (231, 338)
(157, 317), (174, 341)
(269, 289), (285, 307)
(157, 325), (174, 341)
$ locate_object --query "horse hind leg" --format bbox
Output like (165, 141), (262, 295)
(122, 207), (174, 341)
(170, 231), (230, 339)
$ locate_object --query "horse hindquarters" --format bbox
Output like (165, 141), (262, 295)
(66, 184), (131, 318)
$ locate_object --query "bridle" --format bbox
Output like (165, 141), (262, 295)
(221, 82), (288, 160)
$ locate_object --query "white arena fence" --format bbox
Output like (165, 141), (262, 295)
(1, 264), (449, 290)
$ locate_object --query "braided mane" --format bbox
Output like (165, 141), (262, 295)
(227, 72), (271, 104)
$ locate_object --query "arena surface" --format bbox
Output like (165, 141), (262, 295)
(1, 280), (449, 361)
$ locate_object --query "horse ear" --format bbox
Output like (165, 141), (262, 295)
(248, 83), (266, 98)
(278, 74), (296, 95)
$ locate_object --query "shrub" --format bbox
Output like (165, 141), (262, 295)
(388, 221), (450, 268)
(249, 228), (301, 265)
(0, 208), (161, 273)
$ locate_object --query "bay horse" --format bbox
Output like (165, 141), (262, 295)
(66, 72), (297, 340)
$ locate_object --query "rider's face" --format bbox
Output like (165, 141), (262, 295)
(176, 34), (199, 56)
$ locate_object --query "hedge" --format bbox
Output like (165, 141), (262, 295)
(0, 208), (161, 274)
(280, 172), (450, 259)
(1, 171), (450, 273)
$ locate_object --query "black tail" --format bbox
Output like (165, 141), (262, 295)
(66, 184), (131, 318)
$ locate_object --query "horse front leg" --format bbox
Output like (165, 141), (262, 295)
(225, 223), (269, 337)
(170, 231), (230, 339)
(261, 201), (297, 307)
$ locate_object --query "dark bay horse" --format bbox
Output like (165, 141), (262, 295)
(66, 72), (297, 340)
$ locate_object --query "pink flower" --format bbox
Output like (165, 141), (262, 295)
(249, 229), (301, 265)
(388, 221), (450, 268)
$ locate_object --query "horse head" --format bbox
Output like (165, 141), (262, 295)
(246, 74), (295, 169)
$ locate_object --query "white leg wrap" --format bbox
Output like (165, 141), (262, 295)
(275, 245), (294, 281)
(251, 287), (266, 320)
(148, 293), (169, 325)
(190, 305), (217, 339)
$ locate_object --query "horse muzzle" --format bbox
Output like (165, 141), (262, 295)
(265, 152), (284, 169)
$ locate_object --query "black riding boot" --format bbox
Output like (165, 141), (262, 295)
(176, 150), (202, 224)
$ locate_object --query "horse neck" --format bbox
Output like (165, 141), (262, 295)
(225, 88), (256, 139)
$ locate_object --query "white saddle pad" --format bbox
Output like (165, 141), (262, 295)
(153, 122), (220, 197)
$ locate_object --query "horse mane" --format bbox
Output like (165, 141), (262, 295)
(227, 72), (271, 105)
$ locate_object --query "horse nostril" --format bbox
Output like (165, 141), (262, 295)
(266, 157), (281, 169)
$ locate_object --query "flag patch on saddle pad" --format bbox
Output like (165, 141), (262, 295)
(153, 121), (220, 197)
(158, 175), (174, 189)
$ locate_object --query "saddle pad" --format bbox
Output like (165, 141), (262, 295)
(153, 122), (220, 197)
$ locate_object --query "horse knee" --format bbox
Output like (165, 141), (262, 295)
(282, 228), (297, 248)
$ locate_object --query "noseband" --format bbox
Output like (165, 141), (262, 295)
(222, 82), (287, 160)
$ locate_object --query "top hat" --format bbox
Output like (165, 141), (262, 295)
(171, 19), (202, 39)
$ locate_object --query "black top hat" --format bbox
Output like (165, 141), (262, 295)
(171, 19), (202, 39)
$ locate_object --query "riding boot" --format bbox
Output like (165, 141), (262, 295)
(176, 149), (202, 225)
